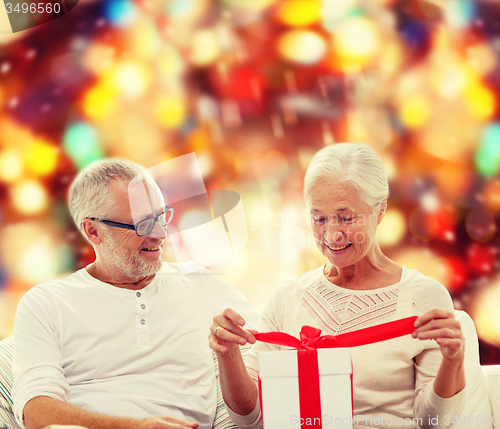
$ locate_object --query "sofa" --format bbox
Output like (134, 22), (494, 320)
(1, 310), (499, 429)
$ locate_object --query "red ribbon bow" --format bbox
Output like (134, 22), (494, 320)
(255, 316), (418, 429)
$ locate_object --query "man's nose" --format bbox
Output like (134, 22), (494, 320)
(147, 220), (167, 239)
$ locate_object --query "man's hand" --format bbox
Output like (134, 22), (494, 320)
(23, 396), (199, 429)
(138, 416), (198, 429)
(412, 308), (465, 361)
(209, 308), (259, 355)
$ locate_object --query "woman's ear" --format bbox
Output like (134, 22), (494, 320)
(377, 199), (388, 225)
(82, 218), (102, 245)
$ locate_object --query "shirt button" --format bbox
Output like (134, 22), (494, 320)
(141, 304), (146, 310)
(140, 319), (146, 325)
(136, 292), (141, 297)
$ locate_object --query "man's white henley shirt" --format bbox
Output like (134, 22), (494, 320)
(13, 262), (260, 429)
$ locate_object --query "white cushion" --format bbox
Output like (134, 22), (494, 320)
(455, 310), (493, 429)
(482, 365), (500, 428)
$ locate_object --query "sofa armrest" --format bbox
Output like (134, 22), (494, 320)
(483, 365), (500, 429)
(455, 310), (494, 429)
(0, 336), (22, 429)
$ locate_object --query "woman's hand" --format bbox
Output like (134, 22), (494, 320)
(412, 308), (466, 398)
(209, 308), (259, 355)
(412, 308), (465, 361)
(209, 309), (260, 416)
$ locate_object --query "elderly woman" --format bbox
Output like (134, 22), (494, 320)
(210, 143), (465, 429)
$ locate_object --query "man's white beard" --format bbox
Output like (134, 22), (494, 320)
(100, 233), (163, 279)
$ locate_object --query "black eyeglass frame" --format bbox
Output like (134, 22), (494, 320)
(89, 206), (174, 237)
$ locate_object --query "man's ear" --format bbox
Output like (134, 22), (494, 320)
(377, 199), (388, 225)
(82, 218), (102, 245)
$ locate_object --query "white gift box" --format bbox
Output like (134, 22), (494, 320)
(259, 348), (353, 429)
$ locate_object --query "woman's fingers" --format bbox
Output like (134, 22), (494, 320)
(214, 323), (256, 344)
(208, 331), (229, 353)
(413, 309), (460, 336)
(209, 308), (258, 354)
(414, 308), (455, 328)
(435, 337), (462, 347)
(212, 324), (249, 345)
(412, 308), (465, 361)
(413, 326), (459, 340)
(221, 307), (247, 326)
(216, 309), (257, 341)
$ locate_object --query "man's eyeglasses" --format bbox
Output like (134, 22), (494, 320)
(90, 206), (174, 237)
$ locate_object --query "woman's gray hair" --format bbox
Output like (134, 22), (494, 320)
(304, 143), (389, 210)
(68, 159), (145, 232)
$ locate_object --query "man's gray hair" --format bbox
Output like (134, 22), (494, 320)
(68, 159), (145, 232)
(304, 143), (389, 209)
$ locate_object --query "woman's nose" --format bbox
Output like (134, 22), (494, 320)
(324, 228), (344, 244)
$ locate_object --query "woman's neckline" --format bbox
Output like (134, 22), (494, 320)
(320, 264), (407, 294)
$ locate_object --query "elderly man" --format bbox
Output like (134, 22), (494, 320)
(12, 159), (259, 429)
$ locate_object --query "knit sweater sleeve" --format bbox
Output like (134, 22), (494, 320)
(410, 272), (466, 429)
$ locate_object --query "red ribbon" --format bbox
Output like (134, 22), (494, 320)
(255, 316), (417, 429)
